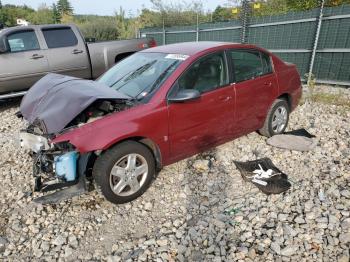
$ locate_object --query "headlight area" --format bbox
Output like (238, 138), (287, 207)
(33, 142), (78, 190)
(29, 141), (88, 204)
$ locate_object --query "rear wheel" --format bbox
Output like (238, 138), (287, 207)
(93, 141), (155, 204)
(259, 98), (289, 137)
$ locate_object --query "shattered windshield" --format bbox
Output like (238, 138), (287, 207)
(98, 52), (185, 101)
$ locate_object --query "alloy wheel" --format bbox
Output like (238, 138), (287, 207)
(271, 106), (288, 133)
(109, 153), (148, 196)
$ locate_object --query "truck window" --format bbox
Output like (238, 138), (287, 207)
(7, 30), (40, 52)
(42, 27), (78, 48)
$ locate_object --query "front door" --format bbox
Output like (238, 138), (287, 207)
(167, 51), (235, 162)
(228, 49), (278, 135)
(0, 29), (49, 93)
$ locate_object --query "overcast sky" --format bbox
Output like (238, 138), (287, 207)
(2, 0), (230, 16)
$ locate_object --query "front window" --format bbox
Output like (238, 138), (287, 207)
(98, 52), (184, 100)
(7, 30), (40, 52)
(177, 51), (228, 94)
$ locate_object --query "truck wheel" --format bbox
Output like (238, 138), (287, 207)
(93, 141), (155, 204)
(259, 98), (289, 137)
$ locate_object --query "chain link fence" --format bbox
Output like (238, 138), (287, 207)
(140, 2), (350, 86)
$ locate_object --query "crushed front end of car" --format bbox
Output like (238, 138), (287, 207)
(19, 130), (87, 204)
(18, 73), (132, 204)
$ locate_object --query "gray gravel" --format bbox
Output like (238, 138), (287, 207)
(0, 87), (349, 261)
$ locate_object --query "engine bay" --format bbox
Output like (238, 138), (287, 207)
(65, 99), (132, 130)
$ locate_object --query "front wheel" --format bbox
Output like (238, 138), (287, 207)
(93, 141), (155, 204)
(259, 99), (290, 137)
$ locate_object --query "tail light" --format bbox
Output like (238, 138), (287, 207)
(138, 39), (157, 49)
(148, 39), (157, 48)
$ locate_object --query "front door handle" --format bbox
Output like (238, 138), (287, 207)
(264, 81), (272, 87)
(72, 49), (83, 54)
(30, 54), (44, 59)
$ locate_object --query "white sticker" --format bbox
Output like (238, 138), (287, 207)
(165, 54), (189, 60)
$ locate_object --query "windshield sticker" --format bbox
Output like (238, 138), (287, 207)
(165, 54), (189, 60)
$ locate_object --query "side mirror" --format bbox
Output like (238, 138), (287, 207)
(168, 89), (200, 103)
(0, 37), (9, 53)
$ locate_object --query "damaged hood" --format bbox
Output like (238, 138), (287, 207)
(20, 73), (130, 134)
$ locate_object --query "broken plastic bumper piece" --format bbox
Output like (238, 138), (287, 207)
(33, 174), (86, 205)
(19, 131), (51, 153)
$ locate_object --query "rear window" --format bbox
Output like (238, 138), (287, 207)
(230, 50), (263, 82)
(42, 27), (78, 48)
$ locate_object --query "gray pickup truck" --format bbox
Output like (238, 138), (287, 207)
(0, 24), (156, 98)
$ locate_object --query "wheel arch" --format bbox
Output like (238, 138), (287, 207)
(277, 93), (292, 110)
(89, 136), (163, 172)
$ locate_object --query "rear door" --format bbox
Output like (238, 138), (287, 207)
(0, 29), (49, 93)
(167, 51), (235, 162)
(40, 26), (91, 79)
(229, 49), (278, 135)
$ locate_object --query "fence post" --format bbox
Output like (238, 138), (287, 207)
(196, 12), (199, 42)
(308, 0), (325, 86)
(162, 16), (166, 45)
(240, 0), (250, 43)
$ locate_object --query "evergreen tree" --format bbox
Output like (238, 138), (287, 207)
(0, 0), (3, 9)
(57, 0), (73, 16)
(212, 5), (233, 22)
(52, 3), (61, 23)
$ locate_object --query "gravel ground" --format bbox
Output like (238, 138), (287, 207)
(0, 87), (349, 262)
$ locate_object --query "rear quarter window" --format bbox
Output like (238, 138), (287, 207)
(42, 27), (78, 48)
(261, 52), (273, 75)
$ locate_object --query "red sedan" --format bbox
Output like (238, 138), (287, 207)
(19, 42), (302, 204)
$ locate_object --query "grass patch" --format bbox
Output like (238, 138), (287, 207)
(300, 89), (350, 109)
(310, 92), (350, 107)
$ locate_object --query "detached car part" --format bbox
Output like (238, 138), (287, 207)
(234, 158), (291, 194)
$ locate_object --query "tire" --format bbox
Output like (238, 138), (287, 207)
(259, 98), (290, 137)
(93, 141), (155, 204)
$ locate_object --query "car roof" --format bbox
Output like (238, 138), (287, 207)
(141, 41), (249, 56)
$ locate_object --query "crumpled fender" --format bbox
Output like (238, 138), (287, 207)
(52, 103), (169, 159)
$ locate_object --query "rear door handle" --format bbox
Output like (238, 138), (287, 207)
(264, 81), (272, 87)
(72, 49), (83, 54)
(219, 96), (232, 102)
(30, 54), (44, 59)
